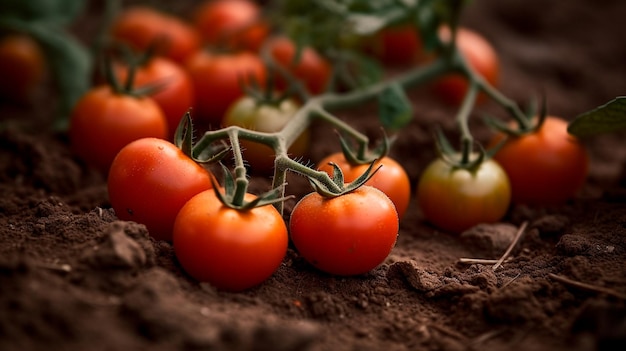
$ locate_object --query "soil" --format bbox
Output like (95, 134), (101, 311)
(1, 1), (626, 351)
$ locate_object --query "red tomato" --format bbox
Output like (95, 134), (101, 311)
(316, 154), (411, 218)
(290, 186), (399, 276)
(69, 86), (168, 172)
(108, 138), (213, 241)
(0, 34), (46, 103)
(173, 190), (288, 291)
(111, 6), (201, 64)
(114, 57), (195, 138)
(490, 116), (589, 205)
(432, 27), (499, 105)
(268, 36), (331, 95)
(185, 50), (266, 126)
(193, 0), (269, 52)
(417, 156), (511, 233)
(369, 24), (423, 66)
(222, 95), (309, 174)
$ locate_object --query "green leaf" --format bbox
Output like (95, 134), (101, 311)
(0, 0), (85, 26)
(568, 97), (626, 137)
(378, 83), (413, 131)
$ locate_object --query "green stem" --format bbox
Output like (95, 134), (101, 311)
(227, 129), (250, 207)
(457, 81), (478, 164)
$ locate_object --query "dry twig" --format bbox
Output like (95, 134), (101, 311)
(492, 221), (528, 271)
(548, 273), (626, 300)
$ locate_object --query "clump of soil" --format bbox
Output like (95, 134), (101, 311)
(1, 1), (626, 350)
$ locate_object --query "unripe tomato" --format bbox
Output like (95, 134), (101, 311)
(316, 154), (411, 218)
(490, 116), (589, 205)
(290, 186), (399, 276)
(0, 34), (46, 103)
(173, 190), (288, 291)
(417, 157), (511, 234)
(185, 50), (266, 126)
(432, 27), (499, 105)
(111, 6), (201, 64)
(69, 86), (168, 172)
(108, 138), (214, 241)
(114, 57), (195, 138)
(223, 96), (309, 174)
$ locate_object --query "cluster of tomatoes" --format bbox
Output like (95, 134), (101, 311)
(1, 0), (590, 291)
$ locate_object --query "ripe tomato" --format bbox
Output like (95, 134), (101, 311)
(417, 157), (511, 234)
(114, 56), (195, 138)
(223, 96), (309, 174)
(69, 86), (168, 172)
(185, 50), (266, 126)
(173, 190), (288, 291)
(490, 116), (589, 205)
(368, 24), (423, 66)
(111, 6), (201, 64)
(0, 34), (46, 103)
(193, 0), (268, 52)
(108, 138), (213, 241)
(268, 36), (331, 95)
(316, 154), (411, 218)
(289, 186), (399, 276)
(432, 27), (499, 105)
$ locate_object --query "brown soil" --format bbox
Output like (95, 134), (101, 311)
(1, 1), (626, 350)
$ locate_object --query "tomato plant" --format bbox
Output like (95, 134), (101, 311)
(268, 36), (331, 96)
(193, 0), (268, 52)
(185, 50), (267, 126)
(432, 27), (499, 105)
(316, 153), (411, 218)
(289, 186), (399, 276)
(114, 56), (195, 139)
(69, 85), (168, 172)
(417, 156), (511, 234)
(108, 137), (214, 242)
(111, 6), (201, 64)
(223, 95), (309, 174)
(0, 34), (46, 103)
(173, 189), (288, 291)
(491, 116), (589, 205)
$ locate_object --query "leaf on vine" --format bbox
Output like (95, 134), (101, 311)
(0, 0), (86, 26)
(567, 97), (626, 137)
(378, 83), (413, 131)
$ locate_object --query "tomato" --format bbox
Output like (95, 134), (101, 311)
(223, 96), (309, 174)
(108, 138), (213, 241)
(368, 25), (423, 66)
(111, 6), (201, 64)
(417, 157), (511, 234)
(69, 86), (168, 172)
(432, 27), (499, 105)
(185, 50), (266, 127)
(0, 34), (46, 103)
(490, 116), (589, 205)
(316, 154), (411, 218)
(114, 56), (195, 139)
(193, 0), (269, 52)
(173, 190), (288, 291)
(268, 36), (331, 96)
(289, 186), (399, 276)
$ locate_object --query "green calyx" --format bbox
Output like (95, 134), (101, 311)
(483, 94), (548, 137)
(308, 161), (380, 198)
(338, 130), (392, 165)
(173, 111), (230, 164)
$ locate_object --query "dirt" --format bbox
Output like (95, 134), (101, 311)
(1, 1), (626, 350)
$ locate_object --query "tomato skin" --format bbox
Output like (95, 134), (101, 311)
(268, 37), (331, 95)
(69, 86), (168, 172)
(432, 27), (499, 105)
(193, 0), (268, 52)
(223, 96), (309, 174)
(114, 57), (195, 138)
(491, 116), (589, 205)
(173, 190), (288, 291)
(289, 186), (399, 276)
(108, 138), (213, 241)
(417, 157), (511, 234)
(111, 6), (201, 64)
(185, 51), (266, 126)
(369, 25), (423, 66)
(316, 154), (411, 219)
(0, 34), (46, 103)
